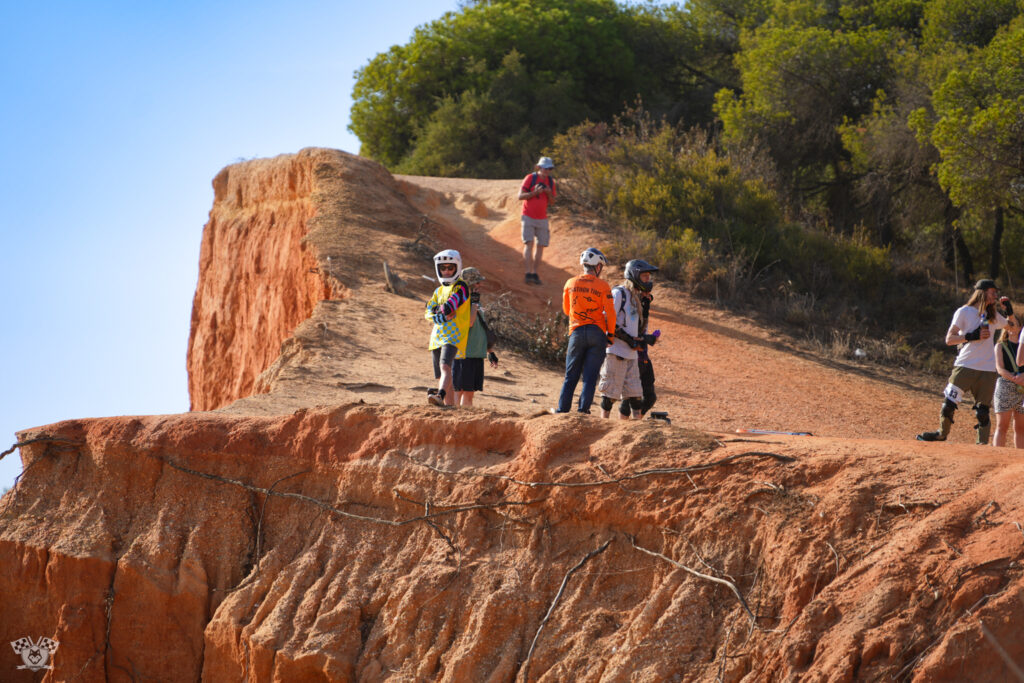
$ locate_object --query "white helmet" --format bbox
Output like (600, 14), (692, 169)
(580, 247), (607, 268)
(433, 249), (463, 285)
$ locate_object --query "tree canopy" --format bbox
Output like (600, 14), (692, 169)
(350, 0), (1024, 289)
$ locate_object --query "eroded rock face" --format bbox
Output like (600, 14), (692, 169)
(2, 407), (1023, 681)
(188, 149), (327, 411)
(187, 148), (429, 412)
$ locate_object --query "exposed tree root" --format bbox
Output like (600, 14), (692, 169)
(519, 538), (613, 682)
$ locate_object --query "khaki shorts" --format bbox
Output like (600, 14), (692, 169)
(946, 365), (998, 406)
(521, 216), (550, 247)
(598, 354), (643, 399)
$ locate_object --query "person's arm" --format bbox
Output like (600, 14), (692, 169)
(604, 287), (617, 340)
(518, 176), (542, 200)
(563, 281), (572, 317)
(1016, 341), (1024, 372)
(441, 282), (470, 319)
(425, 290), (441, 322)
(996, 343), (1015, 380)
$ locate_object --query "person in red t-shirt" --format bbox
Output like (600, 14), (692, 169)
(517, 156), (556, 285)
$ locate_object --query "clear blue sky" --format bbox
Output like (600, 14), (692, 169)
(0, 0), (462, 490)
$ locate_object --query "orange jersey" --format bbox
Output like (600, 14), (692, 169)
(563, 273), (615, 335)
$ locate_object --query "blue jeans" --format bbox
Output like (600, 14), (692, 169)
(557, 324), (608, 413)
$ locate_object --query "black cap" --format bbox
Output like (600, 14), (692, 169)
(974, 278), (998, 291)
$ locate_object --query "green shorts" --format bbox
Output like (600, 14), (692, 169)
(945, 366), (998, 406)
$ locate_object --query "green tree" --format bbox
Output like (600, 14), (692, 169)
(715, 24), (895, 230)
(926, 19), (1024, 214)
(350, 0), (638, 175)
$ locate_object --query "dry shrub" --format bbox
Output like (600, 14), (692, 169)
(484, 293), (567, 366)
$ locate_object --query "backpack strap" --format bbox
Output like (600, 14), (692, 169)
(1002, 340), (1021, 373)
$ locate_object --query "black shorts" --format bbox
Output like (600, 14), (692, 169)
(432, 345), (458, 379)
(453, 358), (485, 392)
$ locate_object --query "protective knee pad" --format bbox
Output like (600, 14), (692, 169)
(974, 403), (991, 428)
(618, 399), (631, 417)
(628, 397), (644, 412)
(601, 396), (615, 412)
(941, 398), (958, 422)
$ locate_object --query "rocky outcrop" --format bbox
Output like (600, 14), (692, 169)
(187, 148), (424, 412)
(3, 408), (1024, 680)
(188, 150), (328, 411)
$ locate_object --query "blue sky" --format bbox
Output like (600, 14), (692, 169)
(0, 1), (462, 490)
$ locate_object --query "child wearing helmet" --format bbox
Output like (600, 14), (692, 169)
(617, 260), (661, 419)
(599, 259), (658, 419)
(425, 249), (473, 406)
(452, 267), (499, 407)
(552, 247), (616, 413)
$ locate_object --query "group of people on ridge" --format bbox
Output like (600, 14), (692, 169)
(425, 159), (1024, 446)
(424, 156), (662, 419)
(917, 279), (1024, 447)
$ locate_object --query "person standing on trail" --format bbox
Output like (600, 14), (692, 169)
(553, 247), (616, 414)
(617, 260), (662, 420)
(452, 267), (499, 407)
(917, 280), (1009, 443)
(425, 249), (472, 407)
(992, 307), (1024, 447)
(598, 260), (649, 420)
(518, 156), (556, 286)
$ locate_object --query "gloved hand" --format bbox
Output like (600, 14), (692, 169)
(442, 301), (456, 318)
(1001, 296), (1014, 316)
(488, 351), (498, 367)
(606, 333), (615, 346)
(432, 311), (448, 325)
(964, 327), (982, 341)
(644, 333), (658, 346)
(471, 292), (480, 304)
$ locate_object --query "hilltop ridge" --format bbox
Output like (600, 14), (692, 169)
(2, 148), (1023, 681)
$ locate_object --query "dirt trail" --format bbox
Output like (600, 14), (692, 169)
(238, 167), (948, 446)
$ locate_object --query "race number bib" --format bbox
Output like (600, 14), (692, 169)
(943, 383), (964, 403)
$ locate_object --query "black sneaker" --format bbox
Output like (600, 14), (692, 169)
(532, 273), (543, 285)
(916, 431), (945, 442)
(525, 273), (533, 284)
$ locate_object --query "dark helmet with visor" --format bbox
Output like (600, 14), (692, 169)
(625, 259), (659, 292)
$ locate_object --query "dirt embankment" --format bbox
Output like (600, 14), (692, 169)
(4, 408), (1024, 681)
(3, 149), (1023, 681)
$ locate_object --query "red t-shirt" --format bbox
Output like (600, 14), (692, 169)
(521, 173), (556, 220)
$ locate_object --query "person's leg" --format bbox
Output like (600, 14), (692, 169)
(639, 359), (656, 415)
(993, 411), (1010, 447)
(918, 367), (966, 441)
(521, 216), (536, 280)
(462, 391), (474, 407)
(622, 360), (644, 419)
(1013, 410), (1024, 448)
(532, 221), (549, 283)
(557, 328), (585, 413)
(579, 327), (608, 413)
(595, 355), (617, 417)
(533, 244), (545, 282)
(440, 344), (457, 406)
(973, 371), (998, 445)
